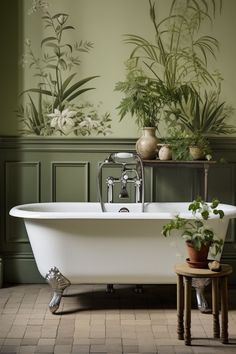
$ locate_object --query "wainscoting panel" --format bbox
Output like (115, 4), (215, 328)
(51, 161), (89, 202)
(151, 167), (196, 202)
(0, 136), (236, 284)
(5, 161), (40, 244)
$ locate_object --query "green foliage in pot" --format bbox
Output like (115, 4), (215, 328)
(162, 197), (224, 256)
(115, 64), (171, 128)
(118, 0), (235, 141)
(163, 128), (190, 160)
(188, 133), (212, 160)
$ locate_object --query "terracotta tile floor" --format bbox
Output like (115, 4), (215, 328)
(0, 284), (236, 353)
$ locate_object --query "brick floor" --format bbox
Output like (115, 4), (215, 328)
(0, 284), (236, 353)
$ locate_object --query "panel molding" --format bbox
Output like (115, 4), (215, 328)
(3, 253), (45, 284)
(4, 161), (41, 243)
(51, 161), (89, 202)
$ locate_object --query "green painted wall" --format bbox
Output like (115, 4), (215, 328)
(1, 0), (236, 137)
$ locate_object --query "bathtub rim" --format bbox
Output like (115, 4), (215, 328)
(9, 202), (236, 220)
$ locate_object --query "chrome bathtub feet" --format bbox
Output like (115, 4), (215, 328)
(46, 267), (71, 314)
(192, 277), (211, 313)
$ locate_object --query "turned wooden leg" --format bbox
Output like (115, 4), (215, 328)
(184, 277), (192, 346)
(221, 276), (229, 344)
(177, 275), (184, 340)
(212, 278), (220, 338)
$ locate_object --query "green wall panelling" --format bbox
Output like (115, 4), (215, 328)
(5, 161), (40, 244)
(0, 136), (236, 284)
(4, 254), (45, 284)
(51, 161), (89, 202)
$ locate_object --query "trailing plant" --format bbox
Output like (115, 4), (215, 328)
(162, 197), (224, 256)
(18, 0), (111, 136)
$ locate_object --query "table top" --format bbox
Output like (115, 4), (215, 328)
(143, 160), (216, 167)
(175, 263), (232, 278)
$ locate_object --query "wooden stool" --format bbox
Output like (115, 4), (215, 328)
(175, 263), (232, 346)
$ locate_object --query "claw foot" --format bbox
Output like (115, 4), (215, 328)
(46, 267), (71, 314)
(192, 277), (211, 313)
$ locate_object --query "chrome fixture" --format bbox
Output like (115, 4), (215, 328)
(192, 278), (211, 313)
(97, 152), (145, 212)
(46, 267), (71, 314)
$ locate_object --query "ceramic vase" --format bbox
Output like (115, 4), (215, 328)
(158, 144), (172, 160)
(136, 127), (158, 160)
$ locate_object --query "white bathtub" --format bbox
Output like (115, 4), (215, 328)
(10, 202), (236, 284)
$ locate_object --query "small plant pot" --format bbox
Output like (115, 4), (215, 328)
(189, 145), (204, 160)
(185, 241), (209, 268)
(158, 144), (172, 160)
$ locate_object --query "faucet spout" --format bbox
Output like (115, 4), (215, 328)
(119, 172), (129, 199)
(119, 185), (129, 199)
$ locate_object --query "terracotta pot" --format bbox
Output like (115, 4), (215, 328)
(185, 241), (210, 268)
(136, 127), (158, 160)
(158, 144), (172, 160)
(189, 146), (204, 160)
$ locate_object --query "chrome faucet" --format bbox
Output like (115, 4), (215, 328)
(97, 152), (145, 212)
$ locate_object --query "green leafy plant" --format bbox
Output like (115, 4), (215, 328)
(115, 64), (171, 128)
(122, 0), (222, 103)
(173, 91), (235, 136)
(117, 0), (235, 146)
(163, 128), (190, 160)
(162, 197), (224, 255)
(18, 0), (111, 136)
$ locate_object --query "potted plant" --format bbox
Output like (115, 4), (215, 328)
(115, 64), (171, 159)
(163, 128), (191, 161)
(118, 1), (235, 158)
(188, 133), (212, 161)
(162, 197), (224, 268)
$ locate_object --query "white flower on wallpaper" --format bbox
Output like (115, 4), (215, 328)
(17, 0), (112, 137)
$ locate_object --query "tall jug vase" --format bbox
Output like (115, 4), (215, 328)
(136, 127), (158, 160)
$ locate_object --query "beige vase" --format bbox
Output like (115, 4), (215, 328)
(136, 127), (158, 160)
(158, 144), (172, 160)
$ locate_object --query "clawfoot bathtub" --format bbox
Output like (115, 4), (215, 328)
(10, 202), (236, 313)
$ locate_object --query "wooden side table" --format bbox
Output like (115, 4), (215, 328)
(175, 263), (232, 346)
(143, 160), (216, 201)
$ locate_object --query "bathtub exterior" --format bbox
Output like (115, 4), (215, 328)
(10, 202), (236, 285)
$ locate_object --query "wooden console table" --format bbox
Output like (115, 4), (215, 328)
(143, 160), (216, 201)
